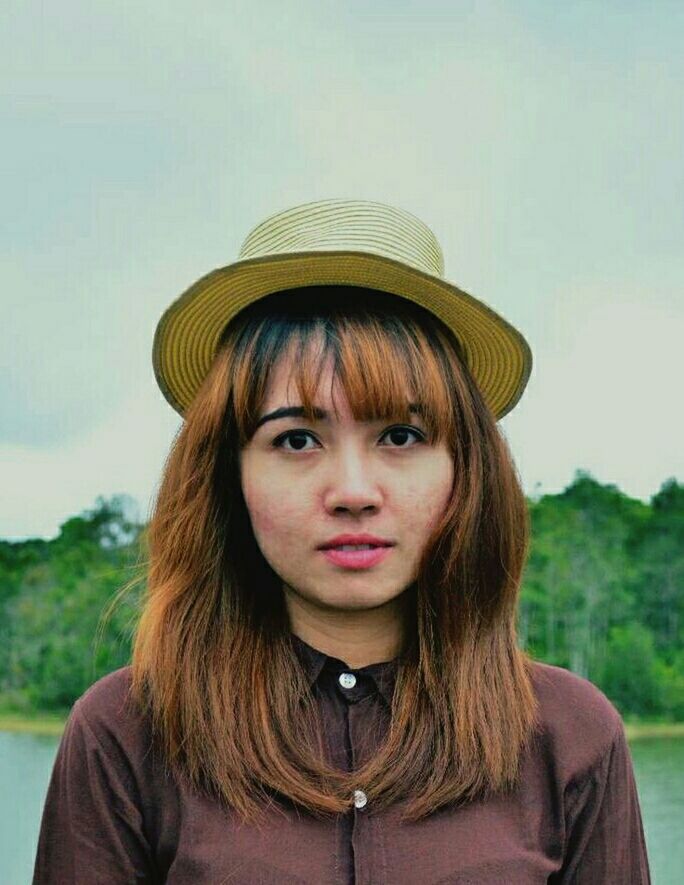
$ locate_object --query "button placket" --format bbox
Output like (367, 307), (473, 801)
(341, 677), (370, 816)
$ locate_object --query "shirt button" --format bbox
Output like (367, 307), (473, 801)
(338, 672), (357, 689)
(353, 789), (368, 809)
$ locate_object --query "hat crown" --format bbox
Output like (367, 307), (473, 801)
(238, 198), (445, 277)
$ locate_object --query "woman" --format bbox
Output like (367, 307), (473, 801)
(33, 199), (651, 883)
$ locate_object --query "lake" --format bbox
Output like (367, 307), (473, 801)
(2, 730), (681, 883)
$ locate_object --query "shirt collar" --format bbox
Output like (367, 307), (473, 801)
(290, 632), (397, 707)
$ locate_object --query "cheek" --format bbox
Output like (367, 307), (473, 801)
(397, 458), (454, 531)
(241, 472), (306, 550)
(245, 498), (277, 540)
(241, 463), (272, 539)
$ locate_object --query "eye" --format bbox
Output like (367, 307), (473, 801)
(381, 426), (426, 448)
(271, 425), (426, 453)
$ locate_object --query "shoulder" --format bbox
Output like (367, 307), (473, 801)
(45, 668), (171, 858)
(527, 659), (623, 782)
(67, 666), (151, 760)
(74, 665), (137, 722)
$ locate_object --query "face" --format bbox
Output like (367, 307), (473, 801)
(238, 342), (455, 621)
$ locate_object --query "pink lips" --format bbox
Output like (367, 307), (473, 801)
(320, 546), (393, 570)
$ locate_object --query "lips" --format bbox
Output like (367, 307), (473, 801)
(318, 533), (394, 550)
(320, 545), (394, 570)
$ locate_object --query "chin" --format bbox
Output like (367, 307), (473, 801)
(331, 588), (400, 610)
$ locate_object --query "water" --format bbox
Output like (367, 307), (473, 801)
(2, 730), (681, 883)
(1, 731), (64, 885)
(629, 736), (684, 884)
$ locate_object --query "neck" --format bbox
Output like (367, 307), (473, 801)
(284, 585), (410, 669)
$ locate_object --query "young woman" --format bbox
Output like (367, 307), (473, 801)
(33, 200), (651, 884)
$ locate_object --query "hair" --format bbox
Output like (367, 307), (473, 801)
(118, 284), (541, 826)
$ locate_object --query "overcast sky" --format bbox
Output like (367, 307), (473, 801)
(2, 0), (682, 541)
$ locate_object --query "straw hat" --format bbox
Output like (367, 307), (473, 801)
(153, 198), (532, 421)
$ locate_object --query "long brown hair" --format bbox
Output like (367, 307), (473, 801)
(123, 284), (540, 825)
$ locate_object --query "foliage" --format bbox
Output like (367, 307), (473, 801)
(519, 472), (684, 721)
(0, 495), (147, 713)
(0, 477), (683, 720)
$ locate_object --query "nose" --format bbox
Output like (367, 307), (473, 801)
(322, 448), (383, 514)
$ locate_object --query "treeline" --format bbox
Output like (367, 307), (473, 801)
(1, 472), (683, 721)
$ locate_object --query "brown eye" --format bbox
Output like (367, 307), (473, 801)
(380, 426), (425, 447)
(271, 425), (425, 453)
(272, 431), (319, 452)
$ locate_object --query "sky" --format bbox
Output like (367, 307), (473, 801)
(2, 0), (682, 541)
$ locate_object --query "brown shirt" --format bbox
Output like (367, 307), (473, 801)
(32, 635), (651, 884)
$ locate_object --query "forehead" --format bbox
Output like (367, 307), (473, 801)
(259, 335), (416, 423)
(262, 342), (332, 401)
(261, 357), (358, 429)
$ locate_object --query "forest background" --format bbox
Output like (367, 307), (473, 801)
(1, 469), (683, 723)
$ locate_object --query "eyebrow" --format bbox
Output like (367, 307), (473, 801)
(255, 403), (425, 430)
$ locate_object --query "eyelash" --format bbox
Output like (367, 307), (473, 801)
(271, 425), (427, 453)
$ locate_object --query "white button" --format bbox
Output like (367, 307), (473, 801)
(353, 789), (367, 809)
(338, 672), (357, 689)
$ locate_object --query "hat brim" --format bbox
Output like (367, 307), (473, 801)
(152, 250), (532, 421)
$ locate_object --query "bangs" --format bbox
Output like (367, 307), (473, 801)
(224, 286), (460, 448)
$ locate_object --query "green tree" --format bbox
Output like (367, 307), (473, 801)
(596, 623), (663, 719)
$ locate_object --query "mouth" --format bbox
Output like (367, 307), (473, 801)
(319, 545), (394, 570)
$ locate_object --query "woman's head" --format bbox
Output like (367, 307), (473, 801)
(236, 288), (458, 658)
(127, 284), (539, 824)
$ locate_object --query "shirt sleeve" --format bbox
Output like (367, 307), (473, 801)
(555, 717), (651, 884)
(32, 698), (157, 884)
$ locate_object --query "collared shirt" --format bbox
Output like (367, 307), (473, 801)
(32, 634), (651, 884)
